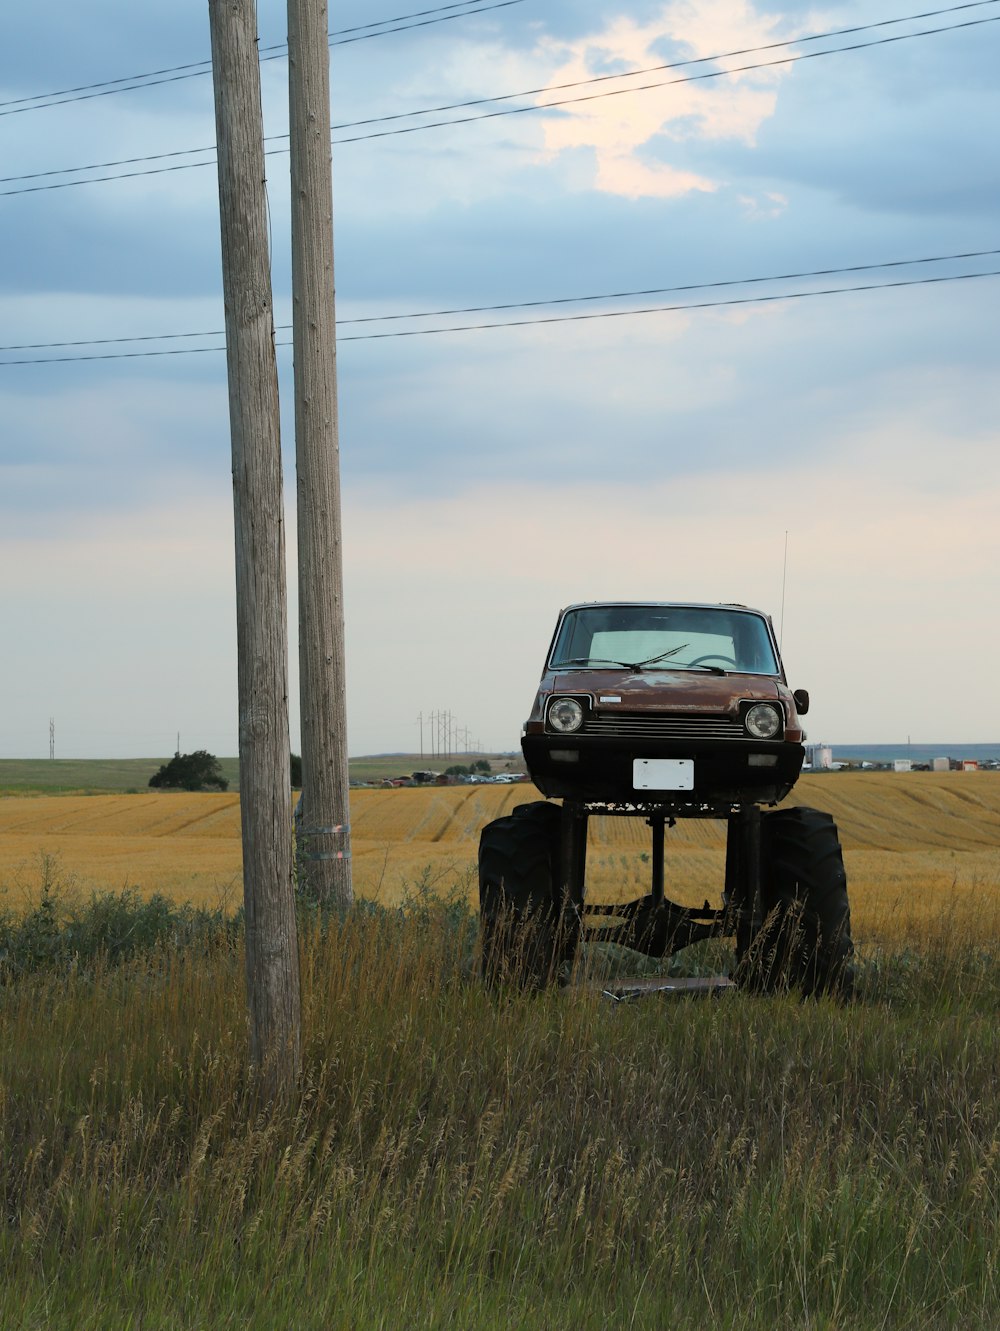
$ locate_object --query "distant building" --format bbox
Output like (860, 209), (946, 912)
(932, 757), (950, 772)
(805, 744), (833, 770)
(962, 760), (979, 772)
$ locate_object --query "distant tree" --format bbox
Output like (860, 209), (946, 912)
(290, 753), (303, 788)
(149, 750), (229, 792)
(444, 764), (471, 777)
(472, 759), (492, 774)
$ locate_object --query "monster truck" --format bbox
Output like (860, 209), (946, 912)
(479, 601), (854, 997)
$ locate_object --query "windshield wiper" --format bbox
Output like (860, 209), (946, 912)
(556, 646), (693, 673)
(554, 656), (637, 669)
(554, 647), (727, 675)
(628, 644), (689, 669)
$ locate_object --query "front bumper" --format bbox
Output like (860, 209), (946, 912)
(521, 733), (804, 807)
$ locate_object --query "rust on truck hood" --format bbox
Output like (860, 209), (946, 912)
(547, 668), (783, 710)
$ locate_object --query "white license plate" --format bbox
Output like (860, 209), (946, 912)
(633, 758), (694, 791)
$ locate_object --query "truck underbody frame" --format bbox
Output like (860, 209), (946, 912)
(555, 800), (763, 961)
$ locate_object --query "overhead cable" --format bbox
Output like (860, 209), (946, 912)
(328, 15), (1000, 147)
(1, 270), (996, 365)
(333, 271), (1000, 341)
(0, 0), (528, 117)
(1, 249), (996, 354)
(301, 0), (1000, 138)
(2, 9), (997, 196)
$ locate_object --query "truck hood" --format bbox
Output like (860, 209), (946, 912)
(547, 668), (783, 712)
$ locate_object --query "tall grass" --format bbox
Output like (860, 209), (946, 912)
(0, 856), (237, 983)
(2, 869), (998, 1330)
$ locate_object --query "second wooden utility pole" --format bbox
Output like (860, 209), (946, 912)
(288, 0), (352, 909)
(208, 0), (301, 1097)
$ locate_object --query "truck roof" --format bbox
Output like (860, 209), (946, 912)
(558, 600), (764, 615)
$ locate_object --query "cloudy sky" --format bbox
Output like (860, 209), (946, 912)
(1, 0), (998, 759)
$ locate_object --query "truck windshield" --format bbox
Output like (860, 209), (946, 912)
(549, 605), (779, 675)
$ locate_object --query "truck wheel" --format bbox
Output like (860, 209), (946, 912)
(479, 802), (578, 989)
(512, 799), (563, 825)
(738, 806), (855, 999)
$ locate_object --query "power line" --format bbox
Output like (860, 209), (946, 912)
(2, 0), (982, 186)
(3, 9), (997, 197)
(304, 0), (1000, 136)
(9, 0), (995, 180)
(334, 270), (1000, 341)
(2, 249), (996, 354)
(328, 15), (1000, 146)
(0, 1), (528, 117)
(2, 270), (996, 365)
(317, 249), (1000, 325)
(2, 0), (993, 122)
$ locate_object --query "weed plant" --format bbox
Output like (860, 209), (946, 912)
(1, 865), (998, 1330)
(0, 857), (237, 983)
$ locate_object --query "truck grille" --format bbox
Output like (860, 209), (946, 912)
(581, 712), (744, 741)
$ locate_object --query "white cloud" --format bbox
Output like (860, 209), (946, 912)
(534, 1), (798, 198)
(738, 190), (788, 220)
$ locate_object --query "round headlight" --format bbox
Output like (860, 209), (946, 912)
(548, 697), (584, 733)
(745, 703), (782, 739)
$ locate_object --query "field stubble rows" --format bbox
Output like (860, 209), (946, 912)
(1, 773), (998, 942)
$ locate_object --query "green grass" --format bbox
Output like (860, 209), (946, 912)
(0, 757), (241, 794)
(0, 864), (238, 982)
(1, 872), (998, 1330)
(0, 753), (521, 793)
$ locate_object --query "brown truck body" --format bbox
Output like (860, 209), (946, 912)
(521, 601), (806, 809)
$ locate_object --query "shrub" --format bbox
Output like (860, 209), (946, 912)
(149, 750), (228, 792)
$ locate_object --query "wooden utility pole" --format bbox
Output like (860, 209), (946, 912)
(288, 0), (352, 909)
(208, 0), (301, 1096)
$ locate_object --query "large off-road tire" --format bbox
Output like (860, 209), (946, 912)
(479, 801), (578, 989)
(737, 806), (855, 999)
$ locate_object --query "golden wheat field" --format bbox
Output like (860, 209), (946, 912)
(1, 773), (999, 941)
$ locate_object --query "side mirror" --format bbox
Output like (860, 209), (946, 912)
(793, 688), (810, 716)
